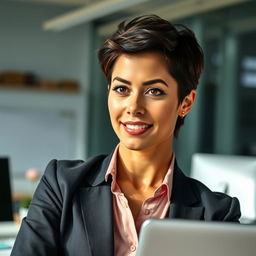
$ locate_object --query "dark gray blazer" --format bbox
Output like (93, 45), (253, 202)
(11, 154), (241, 256)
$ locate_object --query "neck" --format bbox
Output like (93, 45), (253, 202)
(117, 141), (173, 190)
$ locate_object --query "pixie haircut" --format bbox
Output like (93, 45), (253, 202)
(98, 14), (204, 137)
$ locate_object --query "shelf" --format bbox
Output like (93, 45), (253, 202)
(0, 87), (84, 112)
(0, 84), (80, 94)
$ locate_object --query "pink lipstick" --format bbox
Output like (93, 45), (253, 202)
(122, 121), (153, 135)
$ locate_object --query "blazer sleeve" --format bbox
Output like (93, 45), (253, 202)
(220, 195), (241, 222)
(202, 190), (241, 222)
(11, 159), (63, 256)
(188, 176), (241, 222)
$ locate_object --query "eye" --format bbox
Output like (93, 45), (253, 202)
(112, 86), (129, 95)
(146, 88), (166, 96)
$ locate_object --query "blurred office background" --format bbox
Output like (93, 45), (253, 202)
(0, 0), (256, 212)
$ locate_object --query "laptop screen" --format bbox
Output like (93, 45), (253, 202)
(0, 158), (13, 221)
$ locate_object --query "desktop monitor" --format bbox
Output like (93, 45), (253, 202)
(0, 157), (13, 221)
(191, 153), (256, 223)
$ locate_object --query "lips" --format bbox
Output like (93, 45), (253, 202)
(122, 121), (153, 135)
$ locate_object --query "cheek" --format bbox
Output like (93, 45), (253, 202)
(154, 101), (179, 127)
(157, 99), (178, 114)
(108, 96), (121, 120)
(108, 98), (114, 119)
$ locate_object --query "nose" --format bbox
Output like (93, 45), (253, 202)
(126, 93), (145, 116)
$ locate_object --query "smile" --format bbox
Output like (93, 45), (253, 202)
(122, 122), (153, 135)
(126, 124), (150, 130)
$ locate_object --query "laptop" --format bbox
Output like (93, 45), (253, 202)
(136, 219), (256, 256)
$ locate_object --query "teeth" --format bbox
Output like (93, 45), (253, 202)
(126, 124), (149, 130)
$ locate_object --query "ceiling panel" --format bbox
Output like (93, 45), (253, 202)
(13, 0), (100, 6)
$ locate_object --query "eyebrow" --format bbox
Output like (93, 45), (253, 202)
(112, 77), (131, 85)
(143, 79), (169, 87)
(112, 77), (169, 87)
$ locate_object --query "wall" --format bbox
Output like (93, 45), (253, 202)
(0, 1), (93, 193)
(0, 1), (88, 80)
(91, 1), (256, 174)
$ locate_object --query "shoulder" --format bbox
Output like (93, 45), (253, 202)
(44, 155), (107, 180)
(40, 154), (109, 197)
(187, 176), (241, 221)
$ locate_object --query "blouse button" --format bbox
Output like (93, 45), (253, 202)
(144, 209), (150, 215)
(130, 245), (136, 252)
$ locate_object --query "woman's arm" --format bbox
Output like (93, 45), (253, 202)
(11, 160), (63, 256)
(223, 197), (241, 222)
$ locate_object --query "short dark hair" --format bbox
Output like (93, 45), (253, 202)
(98, 14), (204, 137)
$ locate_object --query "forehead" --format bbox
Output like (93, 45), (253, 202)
(111, 52), (170, 79)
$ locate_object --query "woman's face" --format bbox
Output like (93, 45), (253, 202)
(108, 51), (192, 152)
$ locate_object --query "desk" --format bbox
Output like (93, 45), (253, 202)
(0, 244), (13, 256)
(0, 222), (20, 256)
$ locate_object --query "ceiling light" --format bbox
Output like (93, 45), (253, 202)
(43, 0), (148, 31)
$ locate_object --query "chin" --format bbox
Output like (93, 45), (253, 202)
(120, 139), (156, 152)
(119, 139), (145, 151)
(126, 146), (145, 151)
(119, 134), (173, 153)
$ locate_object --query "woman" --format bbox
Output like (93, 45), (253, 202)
(11, 15), (240, 256)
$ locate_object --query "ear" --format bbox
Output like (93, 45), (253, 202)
(178, 90), (196, 118)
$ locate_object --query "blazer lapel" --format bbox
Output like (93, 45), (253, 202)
(79, 154), (114, 256)
(78, 154), (204, 255)
(169, 162), (204, 220)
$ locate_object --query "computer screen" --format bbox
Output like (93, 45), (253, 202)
(0, 158), (13, 221)
(191, 153), (256, 223)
